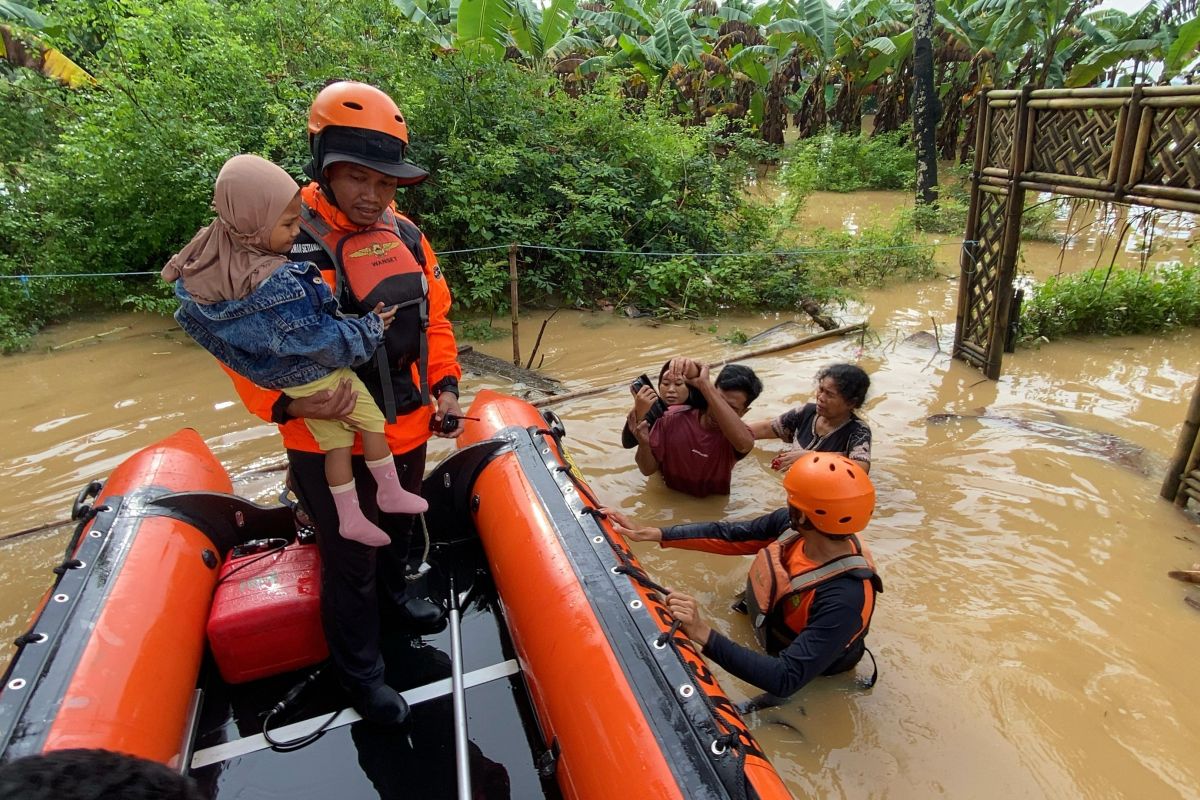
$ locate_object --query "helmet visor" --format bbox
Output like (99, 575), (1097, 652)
(318, 127), (429, 186)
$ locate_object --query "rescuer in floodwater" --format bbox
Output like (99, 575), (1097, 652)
(604, 453), (882, 699)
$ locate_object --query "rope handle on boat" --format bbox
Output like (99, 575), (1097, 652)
(587, 514), (752, 759)
(544, 432), (758, 775)
(62, 501), (110, 562)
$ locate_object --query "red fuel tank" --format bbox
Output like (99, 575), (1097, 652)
(206, 540), (328, 684)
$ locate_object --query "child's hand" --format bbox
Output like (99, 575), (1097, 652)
(372, 302), (398, 330)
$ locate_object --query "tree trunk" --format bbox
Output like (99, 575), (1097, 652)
(873, 59), (913, 135)
(762, 70), (788, 145)
(795, 71), (827, 138)
(912, 0), (939, 204)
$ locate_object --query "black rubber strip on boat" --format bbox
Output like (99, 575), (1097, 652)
(0, 491), (151, 760)
(494, 425), (745, 800)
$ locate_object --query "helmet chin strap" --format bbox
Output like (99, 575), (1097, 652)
(303, 159), (341, 211)
(304, 137), (342, 210)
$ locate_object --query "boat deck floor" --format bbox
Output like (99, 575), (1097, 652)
(188, 542), (558, 800)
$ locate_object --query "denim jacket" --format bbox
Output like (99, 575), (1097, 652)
(173, 260), (384, 390)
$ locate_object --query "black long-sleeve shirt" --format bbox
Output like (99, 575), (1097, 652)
(661, 510), (867, 697)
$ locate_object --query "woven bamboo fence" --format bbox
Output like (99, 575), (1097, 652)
(956, 85), (1200, 511)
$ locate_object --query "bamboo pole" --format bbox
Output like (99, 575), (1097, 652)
(508, 244), (520, 367)
(1129, 106), (1154, 186)
(1030, 87), (1136, 99)
(50, 326), (131, 351)
(953, 94), (989, 366)
(1024, 172), (1109, 189)
(984, 86), (1033, 380)
(531, 322), (866, 409)
(1015, 181), (1125, 202)
(1141, 95), (1200, 107)
(1165, 380), (1200, 505)
(1125, 184), (1200, 204)
(1027, 98), (1129, 109)
(1124, 193), (1200, 214)
(1177, 433), (1200, 508)
(1141, 84), (1200, 97)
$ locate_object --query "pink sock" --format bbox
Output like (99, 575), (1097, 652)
(330, 481), (391, 546)
(366, 456), (428, 515)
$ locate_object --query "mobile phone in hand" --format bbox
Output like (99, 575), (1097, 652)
(630, 374), (653, 395)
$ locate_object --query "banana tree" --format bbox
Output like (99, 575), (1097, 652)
(826, 0), (909, 131)
(392, 0), (602, 74)
(1, 0), (92, 86)
(761, 0), (836, 139)
(1066, 1), (1200, 85)
(576, 0), (711, 100)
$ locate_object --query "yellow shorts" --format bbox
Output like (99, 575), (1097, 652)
(284, 368), (385, 451)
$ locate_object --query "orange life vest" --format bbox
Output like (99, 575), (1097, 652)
(297, 203), (429, 421)
(745, 531), (882, 655)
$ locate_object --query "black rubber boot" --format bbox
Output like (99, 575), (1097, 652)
(346, 681), (410, 726)
(392, 595), (447, 632)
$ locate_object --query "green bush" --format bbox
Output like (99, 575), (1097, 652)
(1, 0), (946, 350)
(778, 128), (916, 194)
(1019, 263), (1200, 342)
(803, 217), (938, 286)
(0, 0), (775, 347)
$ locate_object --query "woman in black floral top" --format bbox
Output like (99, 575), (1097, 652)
(749, 363), (872, 473)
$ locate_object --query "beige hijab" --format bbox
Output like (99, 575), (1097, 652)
(162, 154), (300, 303)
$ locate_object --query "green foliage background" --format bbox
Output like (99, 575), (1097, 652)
(0, 0), (941, 351)
(1019, 264), (1200, 342)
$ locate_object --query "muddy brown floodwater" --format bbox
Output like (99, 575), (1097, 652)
(2, 190), (1198, 799)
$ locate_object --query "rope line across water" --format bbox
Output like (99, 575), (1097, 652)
(0, 240), (977, 281)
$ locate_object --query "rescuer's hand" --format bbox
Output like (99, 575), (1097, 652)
(666, 592), (712, 648)
(286, 378), (357, 424)
(600, 508), (662, 543)
(432, 392), (465, 439)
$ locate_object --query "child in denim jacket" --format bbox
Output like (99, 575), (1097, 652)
(164, 154), (425, 546)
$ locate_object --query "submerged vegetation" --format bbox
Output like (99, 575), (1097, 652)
(1019, 264), (1200, 342)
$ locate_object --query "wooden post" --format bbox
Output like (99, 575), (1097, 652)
(1163, 376), (1200, 505)
(953, 90), (989, 363)
(985, 85), (1033, 380)
(508, 243), (520, 367)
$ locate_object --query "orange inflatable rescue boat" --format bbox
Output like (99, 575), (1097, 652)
(458, 390), (791, 800)
(0, 393), (793, 799)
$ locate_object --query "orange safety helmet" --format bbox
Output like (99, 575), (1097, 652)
(305, 81), (428, 186)
(783, 453), (875, 536)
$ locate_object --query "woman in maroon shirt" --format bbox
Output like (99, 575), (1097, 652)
(631, 358), (762, 497)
